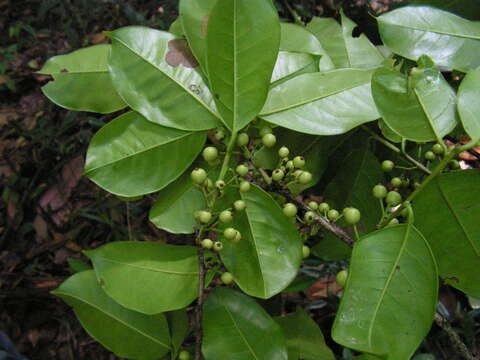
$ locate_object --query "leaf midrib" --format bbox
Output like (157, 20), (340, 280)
(379, 20), (480, 40)
(93, 256), (199, 275)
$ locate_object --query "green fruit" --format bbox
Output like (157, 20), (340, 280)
(386, 191), (402, 206)
(283, 203), (297, 217)
(302, 245), (310, 259)
(298, 171), (312, 184)
(286, 160), (294, 170)
(293, 156), (305, 168)
(278, 146), (290, 158)
(214, 129), (225, 141)
(204, 178), (214, 190)
(335, 270), (348, 288)
(219, 210), (233, 223)
(372, 184), (387, 199)
(201, 238), (213, 249)
(234, 200), (246, 211)
(202, 146), (218, 162)
(191, 168), (207, 184)
(319, 202), (330, 213)
(308, 201), (318, 210)
(390, 177), (402, 188)
(381, 160), (395, 172)
(400, 207), (409, 218)
(221, 272), (234, 285)
(450, 159), (461, 169)
(424, 151), (436, 161)
(293, 170), (303, 178)
(304, 211), (315, 223)
(388, 218), (400, 226)
(178, 350), (191, 360)
(272, 169), (285, 182)
(215, 180), (226, 189)
(236, 164), (249, 177)
(259, 126), (272, 137)
(232, 231), (242, 243)
(343, 207), (361, 225)
(262, 133), (277, 148)
(432, 143), (444, 155)
(224, 227), (237, 240)
(239, 181), (251, 192)
(198, 211), (212, 224)
(213, 241), (223, 252)
(236, 133), (249, 147)
(327, 209), (339, 221)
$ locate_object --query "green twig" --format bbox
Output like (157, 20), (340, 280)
(218, 132), (237, 182)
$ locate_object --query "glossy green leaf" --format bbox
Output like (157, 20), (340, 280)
(260, 68), (380, 135)
(275, 308), (335, 360)
(85, 241), (199, 314)
(413, 169), (480, 297)
(271, 51), (319, 86)
(179, 0), (217, 72)
(52, 270), (170, 360)
(169, 17), (185, 37)
(377, 6), (480, 71)
(39, 45), (126, 114)
(307, 12), (384, 69)
(312, 235), (352, 261)
(108, 26), (221, 131)
(458, 68), (480, 142)
(206, 0), (280, 131)
(280, 23), (334, 71)
(166, 309), (190, 360)
(332, 224), (438, 359)
(149, 165), (205, 234)
(378, 119), (402, 144)
(85, 111), (206, 197)
(372, 65), (457, 142)
(202, 287), (288, 360)
(220, 184), (302, 299)
(409, 0), (480, 20)
(324, 146), (384, 233)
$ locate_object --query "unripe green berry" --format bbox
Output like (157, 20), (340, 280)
(204, 178), (214, 190)
(388, 218), (400, 226)
(272, 169), (285, 182)
(424, 151), (436, 161)
(382, 160), (395, 172)
(198, 211), (212, 224)
(191, 168), (207, 184)
(391, 177), (402, 188)
(286, 160), (294, 170)
(259, 126), (272, 137)
(232, 231), (242, 243)
(215, 180), (226, 189)
(433, 143), (444, 155)
(283, 203), (297, 217)
(343, 207), (361, 225)
(213, 241), (223, 252)
(224, 227), (237, 240)
(214, 129), (225, 141)
(450, 159), (461, 169)
(386, 191), (402, 206)
(202, 146), (218, 162)
(336, 270), (348, 288)
(372, 184), (387, 199)
(234, 200), (246, 211)
(400, 207), (409, 218)
(236, 133), (249, 147)
(302, 245), (310, 259)
(178, 350), (191, 360)
(293, 170), (303, 178)
(327, 209), (339, 221)
(262, 133), (277, 148)
(221, 272), (234, 285)
(239, 181), (251, 192)
(308, 201), (318, 210)
(298, 171), (312, 184)
(236, 164), (249, 177)
(293, 156), (305, 168)
(201, 238), (214, 249)
(219, 210), (233, 223)
(319, 202), (330, 213)
(278, 146), (290, 158)
(304, 211), (315, 223)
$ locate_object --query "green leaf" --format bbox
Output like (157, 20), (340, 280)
(67, 258), (92, 274)
(312, 235), (352, 261)
(271, 51), (319, 86)
(332, 224), (438, 359)
(149, 165), (205, 234)
(85, 241), (199, 314)
(179, 0), (217, 73)
(85, 111), (206, 197)
(306, 11), (384, 69)
(371, 64), (457, 142)
(108, 26), (221, 131)
(275, 308), (335, 360)
(280, 23), (334, 71)
(166, 309), (190, 360)
(206, 0), (280, 131)
(260, 68), (380, 135)
(324, 146), (384, 233)
(52, 270), (170, 360)
(378, 118), (403, 144)
(220, 184), (302, 299)
(458, 68), (480, 143)
(413, 169), (480, 297)
(377, 6), (480, 71)
(39, 45), (126, 114)
(408, 0), (480, 20)
(202, 287), (288, 360)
